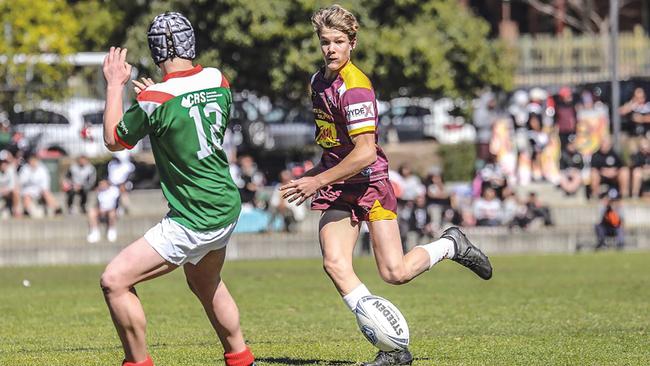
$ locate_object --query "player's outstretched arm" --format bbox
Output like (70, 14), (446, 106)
(102, 47), (132, 151)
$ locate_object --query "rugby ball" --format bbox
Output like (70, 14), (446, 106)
(355, 295), (409, 351)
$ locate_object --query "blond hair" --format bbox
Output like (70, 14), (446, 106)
(311, 4), (359, 41)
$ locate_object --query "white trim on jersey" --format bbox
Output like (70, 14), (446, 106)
(138, 101), (162, 117)
(347, 120), (375, 132)
(337, 83), (347, 97)
(148, 68), (224, 97)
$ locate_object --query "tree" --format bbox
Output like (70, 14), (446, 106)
(519, 0), (635, 34)
(0, 0), (79, 112)
(122, 0), (513, 103)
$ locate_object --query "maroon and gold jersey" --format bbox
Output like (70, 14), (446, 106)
(310, 61), (389, 183)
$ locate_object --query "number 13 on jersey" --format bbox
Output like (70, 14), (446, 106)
(189, 102), (224, 160)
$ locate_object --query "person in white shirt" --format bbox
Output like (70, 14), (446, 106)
(107, 150), (135, 214)
(87, 179), (121, 243)
(267, 170), (306, 232)
(19, 154), (61, 216)
(63, 155), (96, 214)
(0, 150), (21, 217)
(473, 187), (502, 227)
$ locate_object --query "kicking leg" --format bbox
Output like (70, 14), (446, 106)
(100, 237), (177, 363)
(368, 219), (434, 285)
(184, 248), (255, 365)
(370, 220), (492, 282)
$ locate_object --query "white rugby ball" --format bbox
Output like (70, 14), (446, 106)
(355, 295), (409, 351)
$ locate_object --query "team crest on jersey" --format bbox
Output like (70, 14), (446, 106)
(315, 119), (341, 148)
(345, 102), (374, 122)
(313, 108), (333, 122)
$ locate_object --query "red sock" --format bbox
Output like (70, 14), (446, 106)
(224, 347), (255, 366)
(122, 355), (154, 366)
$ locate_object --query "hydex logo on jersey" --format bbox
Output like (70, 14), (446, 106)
(345, 102), (374, 122)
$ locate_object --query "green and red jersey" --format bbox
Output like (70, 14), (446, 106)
(115, 65), (240, 231)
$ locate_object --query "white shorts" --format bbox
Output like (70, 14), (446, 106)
(144, 217), (237, 266)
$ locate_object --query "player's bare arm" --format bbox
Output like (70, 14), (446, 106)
(102, 46), (132, 151)
(280, 132), (376, 205)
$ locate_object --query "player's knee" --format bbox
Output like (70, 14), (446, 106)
(99, 269), (126, 295)
(323, 257), (352, 279)
(379, 268), (411, 285)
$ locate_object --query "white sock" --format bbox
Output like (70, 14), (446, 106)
(342, 284), (371, 312)
(417, 238), (456, 269)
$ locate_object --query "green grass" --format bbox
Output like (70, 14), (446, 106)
(1, 252), (649, 365)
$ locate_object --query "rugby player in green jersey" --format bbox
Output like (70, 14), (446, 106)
(100, 12), (255, 366)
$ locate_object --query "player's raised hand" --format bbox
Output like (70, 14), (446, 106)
(280, 176), (322, 206)
(102, 47), (132, 87)
(133, 77), (155, 94)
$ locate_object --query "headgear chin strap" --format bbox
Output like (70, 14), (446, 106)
(147, 12), (195, 65)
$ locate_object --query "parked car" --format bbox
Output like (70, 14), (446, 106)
(379, 97), (475, 144)
(10, 98), (131, 158)
(263, 105), (315, 151)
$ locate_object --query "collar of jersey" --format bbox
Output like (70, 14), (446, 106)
(162, 64), (203, 82)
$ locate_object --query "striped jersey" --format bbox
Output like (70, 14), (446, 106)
(114, 65), (241, 231)
(310, 61), (389, 183)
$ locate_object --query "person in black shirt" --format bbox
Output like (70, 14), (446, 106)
(590, 138), (630, 199)
(559, 139), (584, 196)
(631, 137), (650, 198)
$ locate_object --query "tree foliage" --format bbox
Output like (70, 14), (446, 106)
(0, 0), (79, 109)
(122, 0), (514, 103)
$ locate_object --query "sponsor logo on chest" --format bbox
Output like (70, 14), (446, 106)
(181, 91), (221, 108)
(345, 102), (375, 122)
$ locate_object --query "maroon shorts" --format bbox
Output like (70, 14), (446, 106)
(311, 178), (398, 223)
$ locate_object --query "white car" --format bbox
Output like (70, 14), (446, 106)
(380, 97), (476, 144)
(11, 98), (136, 157)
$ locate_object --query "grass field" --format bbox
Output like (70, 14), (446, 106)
(1, 252), (649, 365)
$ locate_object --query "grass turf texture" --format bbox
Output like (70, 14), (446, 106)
(0, 252), (648, 365)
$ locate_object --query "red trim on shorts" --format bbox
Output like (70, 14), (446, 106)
(114, 126), (134, 150)
(224, 347), (255, 366)
(162, 64), (203, 82)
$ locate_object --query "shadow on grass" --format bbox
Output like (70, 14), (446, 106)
(257, 357), (354, 365)
(257, 356), (435, 365)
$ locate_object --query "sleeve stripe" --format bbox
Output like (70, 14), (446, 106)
(349, 126), (376, 136)
(347, 120), (375, 131)
(136, 90), (175, 104)
(114, 126), (134, 150)
(221, 74), (230, 88)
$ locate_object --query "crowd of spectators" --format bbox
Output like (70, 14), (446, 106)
(0, 148), (136, 243)
(475, 85), (650, 202)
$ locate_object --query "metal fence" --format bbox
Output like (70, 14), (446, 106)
(515, 26), (650, 87)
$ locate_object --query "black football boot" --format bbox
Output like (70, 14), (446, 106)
(442, 226), (493, 280)
(361, 349), (413, 366)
